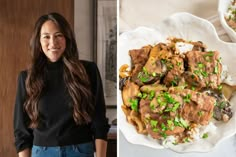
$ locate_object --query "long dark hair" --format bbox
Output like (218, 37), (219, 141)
(24, 12), (94, 128)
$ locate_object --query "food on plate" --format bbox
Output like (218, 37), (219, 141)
(119, 37), (234, 144)
(225, 0), (236, 31)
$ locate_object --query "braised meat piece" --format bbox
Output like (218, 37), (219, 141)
(163, 56), (184, 86)
(185, 51), (222, 89)
(170, 88), (216, 125)
(129, 45), (152, 85)
(139, 91), (186, 139)
(139, 99), (152, 121)
(139, 87), (215, 139)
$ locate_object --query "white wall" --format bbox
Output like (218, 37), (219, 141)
(74, 0), (94, 61)
(74, 0), (117, 123)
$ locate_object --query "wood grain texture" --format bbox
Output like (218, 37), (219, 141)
(0, 0), (74, 156)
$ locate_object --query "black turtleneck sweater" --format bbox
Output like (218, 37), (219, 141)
(13, 60), (110, 153)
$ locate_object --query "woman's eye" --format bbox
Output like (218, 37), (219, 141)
(42, 36), (50, 39)
(55, 34), (64, 38)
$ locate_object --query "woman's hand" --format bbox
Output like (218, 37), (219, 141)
(18, 148), (31, 157)
(95, 139), (107, 157)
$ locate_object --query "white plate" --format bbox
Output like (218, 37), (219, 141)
(118, 12), (236, 153)
(218, 0), (236, 42)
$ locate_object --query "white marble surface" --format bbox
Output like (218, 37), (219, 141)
(119, 0), (236, 156)
(119, 130), (236, 157)
(120, 0), (218, 32)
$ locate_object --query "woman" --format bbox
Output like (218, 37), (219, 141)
(13, 12), (110, 157)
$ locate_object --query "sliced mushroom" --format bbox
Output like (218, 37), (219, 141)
(119, 64), (131, 78)
(119, 77), (129, 90)
(122, 80), (140, 107)
(140, 57), (167, 84)
(144, 57), (163, 73)
(221, 83), (236, 100)
(202, 88), (233, 122)
(149, 43), (173, 59)
(140, 84), (167, 93)
(190, 41), (206, 52)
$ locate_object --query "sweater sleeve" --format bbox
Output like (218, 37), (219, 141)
(13, 71), (33, 153)
(89, 62), (110, 140)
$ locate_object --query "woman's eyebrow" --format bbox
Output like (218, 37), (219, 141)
(41, 32), (62, 35)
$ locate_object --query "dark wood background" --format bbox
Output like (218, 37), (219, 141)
(0, 0), (74, 156)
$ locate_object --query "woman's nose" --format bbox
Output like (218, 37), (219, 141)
(49, 36), (57, 46)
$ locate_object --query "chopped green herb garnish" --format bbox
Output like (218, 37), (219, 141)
(171, 80), (177, 86)
(204, 56), (211, 62)
(157, 92), (181, 112)
(142, 93), (147, 99)
(172, 102), (180, 112)
(167, 63), (174, 70)
(198, 111), (204, 116)
(148, 90), (155, 100)
(161, 59), (167, 64)
(150, 103), (155, 110)
(167, 120), (174, 131)
(213, 66), (218, 74)
(179, 118), (188, 128)
(206, 81), (213, 87)
(218, 85), (223, 90)
(137, 92), (142, 98)
(183, 94), (191, 103)
(219, 101), (227, 109)
(143, 67), (148, 73)
(162, 115), (168, 119)
(171, 76), (179, 86)
(160, 132), (167, 139)
(139, 75), (149, 82)
(202, 133), (208, 139)
(201, 71), (208, 78)
(152, 128), (159, 132)
(184, 138), (190, 143)
(204, 51), (214, 57)
(194, 70), (201, 76)
(164, 107), (172, 112)
(177, 62), (182, 66)
(150, 120), (158, 128)
(172, 141), (178, 145)
(161, 123), (168, 131)
(214, 101), (218, 106)
(129, 99), (139, 112)
(137, 72), (149, 83)
(197, 62), (204, 68)
(152, 72), (157, 77)
(163, 92), (175, 104)
(157, 96), (167, 107)
(174, 117), (189, 128)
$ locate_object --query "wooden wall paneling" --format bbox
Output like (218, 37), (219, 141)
(0, 0), (74, 156)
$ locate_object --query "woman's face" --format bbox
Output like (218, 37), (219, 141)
(40, 20), (66, 62)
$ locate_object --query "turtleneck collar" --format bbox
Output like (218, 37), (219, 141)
(46, 58), (63, 70)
